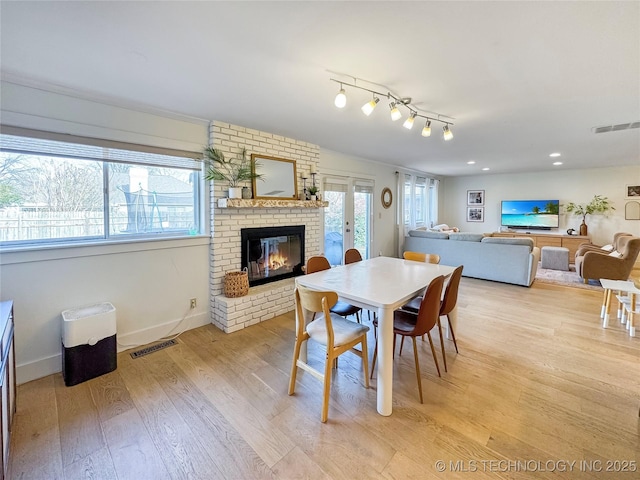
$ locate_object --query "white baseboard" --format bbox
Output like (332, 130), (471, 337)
(16, 311), (210, 385)
(115, 311), (209, 353)
(17, 353), (61, 385)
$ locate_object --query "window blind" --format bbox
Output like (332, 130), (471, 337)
(0, 126), (202, 170)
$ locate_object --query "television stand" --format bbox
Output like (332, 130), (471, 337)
(489, 232), (590, 261)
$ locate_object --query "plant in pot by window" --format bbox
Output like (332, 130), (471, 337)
(203, 147), (262, 199)
(307, 185), (319, 201)
(564, 194), (615, 236)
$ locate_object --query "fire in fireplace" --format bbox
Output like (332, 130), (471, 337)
(241, 225), (305, 287)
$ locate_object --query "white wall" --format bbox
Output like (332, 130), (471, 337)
(0, 81), (212, 384)
(320, 149), (399, 257)
(442, 166), (640, 245)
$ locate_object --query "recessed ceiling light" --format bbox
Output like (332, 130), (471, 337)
(482, 167), (490, 171)
(549, 152), (561, 157)
(467, 161), (476, 165)
(553, 161), (563, 166)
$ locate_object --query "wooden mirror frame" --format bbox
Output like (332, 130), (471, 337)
(251, 154), (298, 200)
(381, 187), (393, 209)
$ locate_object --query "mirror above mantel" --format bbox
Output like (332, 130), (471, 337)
(251, 154), (298, 200)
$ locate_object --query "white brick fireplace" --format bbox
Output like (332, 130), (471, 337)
(209, 121), (322, 332)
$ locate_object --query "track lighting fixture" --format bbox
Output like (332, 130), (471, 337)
(330, 77), (455, 140)
(421, 120), (432, 137)
(403, 112), (417, 129)
(334, 85), (347, 108)
(389, 102), (402, 121)
(443, 125), (453, 141)
(361, 95), (380, 116)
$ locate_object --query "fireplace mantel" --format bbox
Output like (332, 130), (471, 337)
(217, 198), (328, 208)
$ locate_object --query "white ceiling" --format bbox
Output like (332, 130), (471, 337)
(1, 1), (639, 177)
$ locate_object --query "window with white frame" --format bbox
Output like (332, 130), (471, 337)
(0, 128), (202, 246)
(403, 173), (438, 232)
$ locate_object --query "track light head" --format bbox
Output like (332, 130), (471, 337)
(334, 87), (347, 108)
(389, 102), (402, 121)
(361, 96), (379, 116)
(421, 120), (432, 137)
(403, 112), (417, 129)
(443, 125), (453, 141)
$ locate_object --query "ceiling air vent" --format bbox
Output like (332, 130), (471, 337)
(592, 122), (640, 134)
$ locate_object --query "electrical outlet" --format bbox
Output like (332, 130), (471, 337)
(190, 298), (197, 309)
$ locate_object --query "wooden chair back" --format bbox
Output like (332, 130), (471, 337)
(440, 265), (464, 317)
(403, 251), (440, 264)
(345, 248), (363, 264)
(294, 286), (338, 342)
(412, 275), (445, 336)
(306, 255), (331, 274)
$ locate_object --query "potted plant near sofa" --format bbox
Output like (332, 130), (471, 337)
(564, 194), (614, 236)
(203, 147), (262, 198)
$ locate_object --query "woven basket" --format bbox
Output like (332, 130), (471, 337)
(224, 269), (249, 298)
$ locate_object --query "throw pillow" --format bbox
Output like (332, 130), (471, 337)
(601, 244), (614, 251)
(608, 251), (623, 258)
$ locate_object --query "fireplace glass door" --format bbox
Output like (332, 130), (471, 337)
(241, 226), (305, 287)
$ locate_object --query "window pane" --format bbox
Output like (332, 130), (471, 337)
(354, 190), (371, 259)
(404, 181), (412, 225)
(414, 182), (426, 225)
(0, 152), (104, 242)
(323, 190), (345, 266)
(108, 163), (197, 236)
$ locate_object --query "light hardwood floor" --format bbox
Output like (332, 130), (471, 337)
(8, 279), (640, 479)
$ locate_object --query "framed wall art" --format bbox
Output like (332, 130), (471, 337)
(467, 206), (484, 222)
(467, 190), (485, 206)
(625, 184), (640, 198)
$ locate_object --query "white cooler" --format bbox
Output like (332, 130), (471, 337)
(61, 302), (117, 386)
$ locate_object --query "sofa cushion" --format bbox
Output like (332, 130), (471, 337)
(448, 232), (484, 242)
(481, 237), (534, 251)
(408, 230), (449, 239)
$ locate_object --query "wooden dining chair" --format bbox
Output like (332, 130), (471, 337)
(306, 255), (362, 323)
(403, 251), (441, 264)
(371, 275), (445, 403)
(288, 285), (370, 422)
(400, 265), (463, 372)
(345, 248), (363, 264)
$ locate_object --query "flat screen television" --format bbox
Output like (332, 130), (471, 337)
(501, 200), (560, 229)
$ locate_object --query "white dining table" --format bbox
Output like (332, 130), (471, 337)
(295, 256), (456, 416)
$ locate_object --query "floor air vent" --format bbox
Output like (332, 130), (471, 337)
(130, 339), (177, 359)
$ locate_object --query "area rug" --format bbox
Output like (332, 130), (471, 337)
(534, 263), (602, 291)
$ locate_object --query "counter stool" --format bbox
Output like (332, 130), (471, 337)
(541, 246), (570, 271)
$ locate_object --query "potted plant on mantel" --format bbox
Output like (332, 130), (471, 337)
(203, 147), (262, 199)
(306, 185), (319, 201)
(564, 194), (615, 236)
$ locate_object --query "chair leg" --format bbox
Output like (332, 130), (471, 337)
(321, 352), (333, 423)
(356, 310), (361, 324)
(370, 337), (378, 379)
(411, 336), (423, 404)
(436, 317), (447, 372)
(288, 337), (303, 395)
(447, 314), (459, 353)
(426, 331), (441, 377)
(361, 335), (370, 388)
(399, 336), (405, 356)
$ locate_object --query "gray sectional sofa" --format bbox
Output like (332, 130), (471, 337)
(404, 231), (540, 286)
